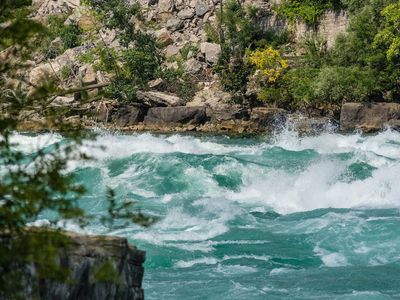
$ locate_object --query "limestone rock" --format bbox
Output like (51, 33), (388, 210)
(148, 78), (167, 91)
(158, 0), (174, 12)
(81, 65), (97, 85)
(184, 58), (203, 74)
(144, 106), (207, 124)
(187, 86), (231, 109)
(177, 8), (195, 19)
(200, 42), (221, 64)
(34, 0), (80, 16)
(208, 104), (249, 122)
(195, 2), (210, 17)
(166, 17), (184, 32)
(340, 102), (400, 132)
(50, 96), (76, 107)
(29, 47), (85, 86)
(165, 44), (180, 57)
(136, 91), (185, 107)
(155, 28), (173, 46)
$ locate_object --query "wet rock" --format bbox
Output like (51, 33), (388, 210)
(340, 102), (400, 132)
(288, 114), (337, 134)
(144, 106), (207, 124)
(250, 107), (287, 130)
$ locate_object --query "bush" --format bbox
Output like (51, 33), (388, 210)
(83, 0), (162, 103)
(158, 64), (197, 102)
(274, 0), (343, 27)
(313, 66), (377, 103)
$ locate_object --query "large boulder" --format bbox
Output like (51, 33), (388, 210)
(112, 105), (145, 127)
(195, 2), (210, 17)
(208, 104), (249, 123)
(187, 86), (231, 109)
(158, 0), (174, 13)
(250, 107), (287, 130)
(288, 114), (336, 134)
(29, 46), (88, 86)
(136, 91), (185, 107)
(200, 42), (221, 64)
(144, 106), (207, 124)
(340, 102), (400, 132)
(14, 230), (145, 300)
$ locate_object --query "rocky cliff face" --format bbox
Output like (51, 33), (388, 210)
(25, 231), (145, 300)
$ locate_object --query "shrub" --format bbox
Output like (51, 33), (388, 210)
(249, 47), (289, 83)
(374, 2), (400, 61)
(274, 0), (343, 28)
(83, 0), (162, 103)
(313, 66), (377, 103)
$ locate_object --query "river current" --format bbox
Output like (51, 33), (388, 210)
(17, 128), (400, 299)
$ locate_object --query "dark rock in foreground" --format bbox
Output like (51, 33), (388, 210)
(340, 102), (400, 132)
(28, 231), (145, 300)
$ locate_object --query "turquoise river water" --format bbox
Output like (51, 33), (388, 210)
(17, 128), (400, 299)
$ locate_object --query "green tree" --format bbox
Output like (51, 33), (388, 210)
(0, 1), (154, 298)
(374, 2), (400, 61)
(83, 0), (162, 103)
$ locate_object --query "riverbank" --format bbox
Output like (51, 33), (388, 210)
(17, 102), (400, 135)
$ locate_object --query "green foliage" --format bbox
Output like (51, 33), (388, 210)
(313, 66), (377, 103)
(180, 44), (198, 60)
(60, 64), (75, 80)
(0, 2), (156, 298)
(35, 14), (83, 59)
(83, 0), (142, 47)
(158, 64), (198, 102)
(248, 0), (400, 109)
(83, 0), (162, 103)
(374, 2), (400, 61)
(274, 0), (343, 27)
(207, 0), (290, 97)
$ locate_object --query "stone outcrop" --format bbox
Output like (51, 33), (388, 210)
(24, 231), (145, 300)
(33, 0), (81, 17)
(249, 107), (287, 130)
(295, 10), (349, 49)
(136, 91), (185, 107)
(144, 106), (207, 124)
(340, 102), (400, 132)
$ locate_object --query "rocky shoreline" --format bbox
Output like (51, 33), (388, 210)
(19, 101), (400, 135)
